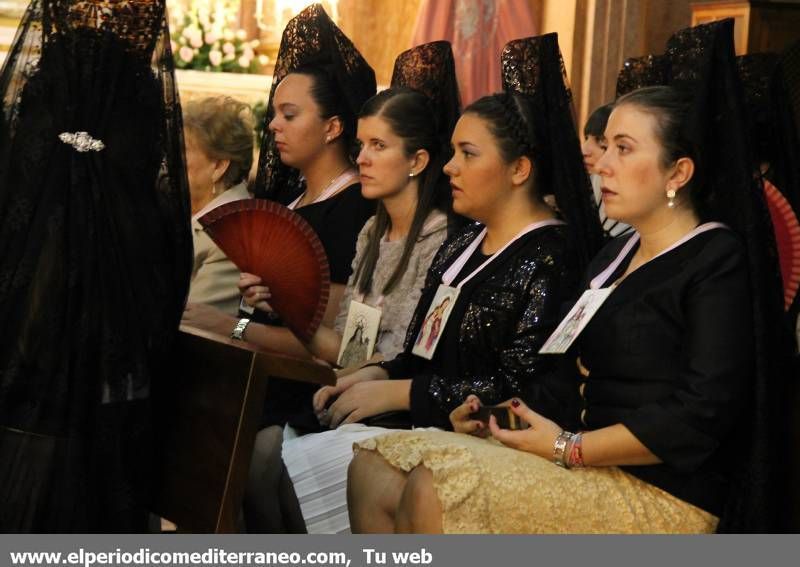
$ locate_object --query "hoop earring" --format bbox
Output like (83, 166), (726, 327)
(666, 188), (676, 208)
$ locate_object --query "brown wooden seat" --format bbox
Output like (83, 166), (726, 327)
(150, 325), (335, 533)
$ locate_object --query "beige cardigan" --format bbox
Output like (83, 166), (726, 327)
(188, 182), (251, 315)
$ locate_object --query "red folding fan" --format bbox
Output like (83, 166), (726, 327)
(198, 199), (330, 342)
(763, 180), (800, 310)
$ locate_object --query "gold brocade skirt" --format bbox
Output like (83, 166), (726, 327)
(355, 430), (718, 534)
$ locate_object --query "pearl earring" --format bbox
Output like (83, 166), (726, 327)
(408, 171), (415, 178)
(325, 136), (331, 143)
(666, 188), (676, 208)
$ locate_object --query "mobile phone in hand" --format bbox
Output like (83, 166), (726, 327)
(469, 405), (528, 430)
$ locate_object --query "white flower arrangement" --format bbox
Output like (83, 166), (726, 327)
(169, 0), (269, 74)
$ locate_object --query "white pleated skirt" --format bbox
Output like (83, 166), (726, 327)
(282, 424), (392, 534)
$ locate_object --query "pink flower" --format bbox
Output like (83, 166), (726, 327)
(242, 45), (255, 60)
(189, 34), (203, 49)
(222, 42), (235, 55)
(209, 50), (223, 67)
(179, 46), (194, 63)
(238, 55), (251, 69)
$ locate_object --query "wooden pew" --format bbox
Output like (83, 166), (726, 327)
(151, 325), (335, 533)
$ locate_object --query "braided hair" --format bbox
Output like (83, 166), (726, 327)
(464, 92), (552, 201)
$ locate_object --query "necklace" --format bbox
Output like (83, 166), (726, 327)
(289, 166), (357, 210)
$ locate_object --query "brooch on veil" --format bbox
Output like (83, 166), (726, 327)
(59, 131), (105, 152)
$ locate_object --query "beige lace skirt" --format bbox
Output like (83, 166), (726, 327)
(355, 429), (718, 534)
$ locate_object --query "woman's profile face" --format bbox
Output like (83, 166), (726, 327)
(581, 134), (606, 173)
(594, 104), (679, 224)
(269, 73), (330, 170)
(184, 130), (216, 198)
(356, 114), (417, 201)
(444, 113), (514, 223)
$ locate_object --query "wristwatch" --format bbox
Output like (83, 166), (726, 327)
(230, 318), (251, 341)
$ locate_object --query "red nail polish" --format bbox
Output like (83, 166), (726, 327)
(511, 399), (520, 408)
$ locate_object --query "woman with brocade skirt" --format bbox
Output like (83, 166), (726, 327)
(349, 21), (793, 534)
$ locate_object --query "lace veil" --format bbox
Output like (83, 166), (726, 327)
(389, 40), (463, 227)
(253, 3), (376, 203)
(0, 0), (191, 531)
(501, 33), (605, 271)
(615, 54), (668, 97)
(663, 19), (792, 533)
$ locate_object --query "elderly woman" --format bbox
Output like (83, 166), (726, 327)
(184, 96), (254, 315)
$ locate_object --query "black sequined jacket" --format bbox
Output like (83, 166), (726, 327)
(381, 223), (581, 428)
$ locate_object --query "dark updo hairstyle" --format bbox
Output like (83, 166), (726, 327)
(615, 86), (710, 219)
(290, 65), (358, 159)
(583, 103), (613, 139)
(352, 87), (451, 296)
(463, 91), (551, 201)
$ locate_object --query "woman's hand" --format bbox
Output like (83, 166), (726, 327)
(488, 398), (562, 459)
(313, 373), (364, 419)
(313, 365), (389, 424)
(238, 272), (273, 312)
(182, 302), (236, 336)
(325, 379), (408, 429)
(449, 394), (489, 437)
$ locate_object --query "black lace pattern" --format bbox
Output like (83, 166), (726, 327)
(615, 54), (668, 97)
(390, 40), (461, 138)
(0, 0), (191, 531)
(500, 34), (604, 272)
(253, 3), (376, 203)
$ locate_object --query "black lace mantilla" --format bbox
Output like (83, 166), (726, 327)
(615, 54), (668, 97)
(0, 0), (191, 531)
(253, 3), (376, 203)
(500, 33), (604, 272)
(391, 40), (461, 138)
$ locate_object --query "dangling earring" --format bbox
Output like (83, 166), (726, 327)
(666, 188), (676, 208)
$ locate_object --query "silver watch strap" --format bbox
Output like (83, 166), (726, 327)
(230, 317), (251, 340)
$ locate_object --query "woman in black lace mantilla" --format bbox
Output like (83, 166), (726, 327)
(0, 0), (191, 532)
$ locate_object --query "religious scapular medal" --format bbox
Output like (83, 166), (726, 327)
(337, 300), (382, 368)
(539, 287), (615, 354)
(414, 218), (566, 361)
(411, 285), (460, 360)
(540, 221), (728, 354)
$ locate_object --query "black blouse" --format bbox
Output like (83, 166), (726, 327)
(291, 183), (376, 284)
(258, 183), (375, 431)
(576, 227), (753, 516)
(382, 223), (581, 429)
